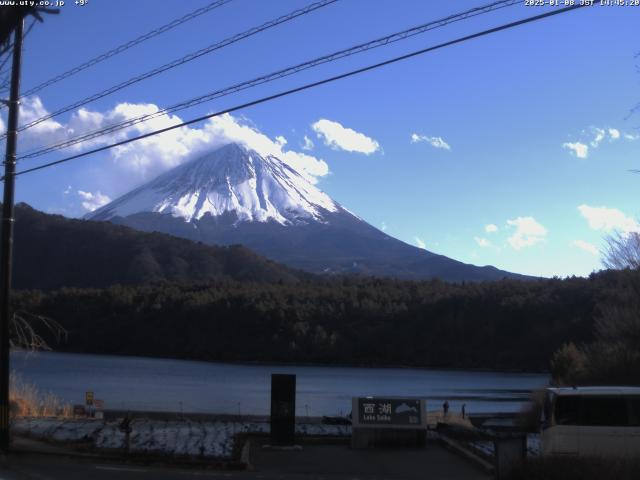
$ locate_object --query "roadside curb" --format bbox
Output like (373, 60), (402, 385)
(439, 433), (495, 474)
(12, 436), (106, 459)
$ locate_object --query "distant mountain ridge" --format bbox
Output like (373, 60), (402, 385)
(89, 143), (531, 282)
(9, 203), (306, 290)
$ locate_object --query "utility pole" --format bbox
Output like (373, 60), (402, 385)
(0, 16), (23, 452)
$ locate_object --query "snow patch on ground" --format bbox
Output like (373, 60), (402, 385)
(14, 417), (103, 442)
(469, 433), (541, 458)
(12, 417), (351, 459)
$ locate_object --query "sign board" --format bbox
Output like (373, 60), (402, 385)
(352, 397), (427, 429)
(94, 399), (104, 410)
(85, 391), (94, 406)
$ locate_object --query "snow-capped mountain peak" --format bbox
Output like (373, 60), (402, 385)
(86, 143), (529, 282)
(89, 143), (338, 225)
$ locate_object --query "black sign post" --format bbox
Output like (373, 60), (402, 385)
(270, 374), (296, 445)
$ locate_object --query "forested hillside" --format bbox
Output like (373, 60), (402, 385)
(8, 205), (639, 378)
(10, 204), (307, 289)
(14, 272), (613, 372)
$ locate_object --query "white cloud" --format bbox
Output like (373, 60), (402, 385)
(312, 119), (379, 154)
(485, 224), (498, 233)
(19, 96), (65, 136)
(427, 137), (451, 150)
(474, 237), (491, 248)
(506, 216), (548, 250)
(63, 185), (72, 195)
(204, 113), (329, 183)
(0, 97), (69, 151)
(415, 237), (426, 250)
(411, 133), (451, 150)
(12, 97), (330, 191)
(562, 142), (589, 159)
(302, 135), (314, 151)
(380, 221), (387, 232)
(578, 204), (639, 234)
(590, 127), (606, 147)
(107, 103), (210, 179)
(563, 126), (635, 159)
(624, 133), (639, 141)
(571, 239), (599, 255)
(77, 190), (111, 212)
(5, 97), (137, 156)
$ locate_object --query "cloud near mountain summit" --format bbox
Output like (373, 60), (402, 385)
(9, 97), (330, 189)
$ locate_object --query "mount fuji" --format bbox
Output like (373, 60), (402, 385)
(88, 143), (528, 281)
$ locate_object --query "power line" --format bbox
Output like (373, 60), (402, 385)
(0, 46), (12, 74)
(11, 3), (591, 179)
(11, 0), (234, 102)
(22, 16), (36, 39)
(5, 0), (338, 139)
(0, 18), (35, 93)
(0, 17), (34, 82)
(19, 0), (520, 161)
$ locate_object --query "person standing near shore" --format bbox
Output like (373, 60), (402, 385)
(461, 403), (466, 419)
(443, 400), (449, 418)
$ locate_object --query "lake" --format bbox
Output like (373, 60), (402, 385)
(11, 351), (548, 416)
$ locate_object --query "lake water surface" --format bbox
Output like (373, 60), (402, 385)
(12, 351), (548, 416)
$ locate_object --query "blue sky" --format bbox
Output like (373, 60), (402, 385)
(5, 0), (640, 277)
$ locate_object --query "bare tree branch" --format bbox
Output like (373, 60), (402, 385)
(602, 231), (640, 270)
(10, 310), (66, 351)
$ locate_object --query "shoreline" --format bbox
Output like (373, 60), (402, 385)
(12, 349), (551, 376)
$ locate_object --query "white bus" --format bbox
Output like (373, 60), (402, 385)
(541, 386), (640, 457)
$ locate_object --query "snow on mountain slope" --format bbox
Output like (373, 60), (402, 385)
(88, 142), (532, 281)
(89, 143), (338, 224)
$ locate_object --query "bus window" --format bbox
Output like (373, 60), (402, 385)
(579, 397), (627, 426)
(629, 397), (640, 426)
(555, 396), (579, 425)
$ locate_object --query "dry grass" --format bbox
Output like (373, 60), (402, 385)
(427, 410), (474, 429)
(515, 388), (546, 432)
(9, 373), (71, 418)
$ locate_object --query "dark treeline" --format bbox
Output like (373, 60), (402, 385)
(16, 268), (637, 373)
(10, 204), (309, 289)
(551, 268), (640, 385)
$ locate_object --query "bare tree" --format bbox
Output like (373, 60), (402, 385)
(10, 311), (65, 351)
(602, 231), (640, 270)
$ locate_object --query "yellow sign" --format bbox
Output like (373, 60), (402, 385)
(85, 391), (94, 406)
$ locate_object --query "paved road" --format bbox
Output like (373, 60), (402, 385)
(251, 442), (491, 480)
(0, 440), (490, 480)
(3, 454), (259, 480)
